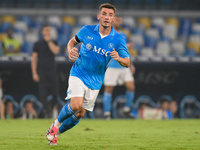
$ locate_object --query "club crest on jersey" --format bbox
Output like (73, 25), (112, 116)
(86, 43), (92, 50)
(108, 43), (114, 49)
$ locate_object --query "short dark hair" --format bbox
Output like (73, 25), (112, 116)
(99, 3), (116, 13)
(41, 23), (50, 30)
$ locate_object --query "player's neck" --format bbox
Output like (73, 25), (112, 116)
(99, 25), (112, 36)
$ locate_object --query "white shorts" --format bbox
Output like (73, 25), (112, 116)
(104, 67), (134, 86)
(65, 76), (99, 111)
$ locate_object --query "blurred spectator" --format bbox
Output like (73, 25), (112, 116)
(2, 28), (21, 56)
(31, 24), (59, 118)
(21, 99), (38, 119)
(169, 100), (178, 118)
(4, 99), (14, 119)
(160, 99), (173, 119)
(0, 78), (5, 119)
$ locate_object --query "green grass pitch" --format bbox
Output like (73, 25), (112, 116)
(0, 119), (200, 150)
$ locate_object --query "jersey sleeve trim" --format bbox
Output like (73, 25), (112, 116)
(75, 35), (81, 43)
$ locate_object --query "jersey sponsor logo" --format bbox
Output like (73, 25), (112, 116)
(93, 45), (110, 56)
(108, 43), (114, 49)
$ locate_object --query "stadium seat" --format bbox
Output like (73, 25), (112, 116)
(2, 15), (15, 25)
(112, 95), (131, 118)
(19, 16), (34, 28)
(131, 34), (144, 46)
(156, 41), (171, 56)
(47, 15), (62, 28)
(0, 33), (7, 41)
(184, 49), (197, 57)
(166, 17), (179, 28)
(145, 28), (160, 39)
(62, 16), (76, 26)
(122, 16), (136, 29)
(58, 34), (70, 46)
(163, 24), (178, 40)
(141, 47), (155, 56)
(13, 33), (24, 45)
(138, 17), (151, 28)
(25, 31), (39, 42)
(77, 16), (93, 26)
(71, 27), (82, 38)
(187, 41), (200, 54)
(0, 22), (12, 33)
(152, 17), (165, 28)
(191, 23), (200, 34)
(171, 41), (185, 56)
(19, 94), (43, 116)
(144, 36), (158, 49)
(3, 95), (19, 115)
(14, 21), (28, 32)
(58, 23), (72, 36)
(133, 95), (156, 109)
(179, 95), (200, 118)
(22, 41), (34, 56)
(178, 18), (192, 40)
(50, 26), (58, 40)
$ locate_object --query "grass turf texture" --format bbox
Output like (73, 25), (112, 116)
(0, 119), (199, 150)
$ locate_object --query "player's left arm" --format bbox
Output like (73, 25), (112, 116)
(110, 48), (130, 68)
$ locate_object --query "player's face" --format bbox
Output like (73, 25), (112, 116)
(97, 8), (115, 29)
(42, 26), (51, 37)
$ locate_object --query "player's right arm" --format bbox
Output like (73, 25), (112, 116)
(67, 37), (79, 60)
(31, 52), (39, 82)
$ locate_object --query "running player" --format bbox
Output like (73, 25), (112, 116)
(46, 3), (130, 145)
(103, 15), (135, 120)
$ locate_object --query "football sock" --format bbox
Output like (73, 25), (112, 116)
(59, 114), (80, 133)
(125, 90), (135, 108)
(57, 103), (76, 123)
(103, 92), (112, 113)
(54, 119), (62, 128)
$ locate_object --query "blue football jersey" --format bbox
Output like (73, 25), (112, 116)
(70, 24), (129, 90)
(109, 31), (129, 68)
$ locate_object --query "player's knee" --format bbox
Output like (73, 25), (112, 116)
(71, 104), (82, 111)
(75, 109), (86, 119)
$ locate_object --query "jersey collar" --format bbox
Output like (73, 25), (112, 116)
(94, 24), (115, 36)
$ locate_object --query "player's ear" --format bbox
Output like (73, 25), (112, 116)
(97, 14), (100, 20)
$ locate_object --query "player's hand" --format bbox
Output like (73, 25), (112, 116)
(110, 48), (121, 61)
(68, 47), (79, 60)
(33, 73), (40, 82)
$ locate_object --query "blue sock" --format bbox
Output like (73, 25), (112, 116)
(59, 114), (80, 133)
(125, 91), (135, 108)
(57, 103), (76, 123)
(103, 92), (112, 113)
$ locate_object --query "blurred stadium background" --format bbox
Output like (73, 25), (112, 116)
(0, 0), (200, 119)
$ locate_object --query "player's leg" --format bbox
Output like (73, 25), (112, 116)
(46, 97), (83, 145)
(103, 86), (114, 119)
(124, 81), (135, 113)
(103, 68), (118, 119)
(123, 68), (135, 114)
(58, 107), (86, 134)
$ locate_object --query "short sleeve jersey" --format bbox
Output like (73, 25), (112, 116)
(70, 24), (129, 90)
(108, 31), (129, 68)
(33, 40), (58, 70)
